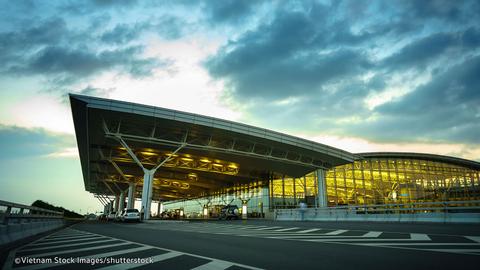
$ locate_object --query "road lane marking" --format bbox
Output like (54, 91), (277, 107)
(296, 228), (322, 233)
(274, 227), (300, 232)
(191, 260), (234, 270)
(410, 233), (431, 241)
(20, 239), (118, 252)
(324, 229), (348, 235)
(45, 233), (91, 239)
(362, 231), (382, 237)
(41, 234), (99, 241)
(254, 226), (283, 231)
(356, 243), (480, 246)
(27, 242), (132, 258)
(27, 236), (105, 246)
(422, 248), (480, 254)
(466, 236), (480, 243)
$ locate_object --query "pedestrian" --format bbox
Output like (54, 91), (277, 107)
(299, 201), (307, 221)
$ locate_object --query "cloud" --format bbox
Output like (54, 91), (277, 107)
(101, 23), (144, 44)
(204, 0), (480, 147)
(381, 28), (480, 71)
(0, 124), (76, 160)
(205, 4), (375, 101)
(352, 55), (480, 143)
(202, 0), (262, 25)
(9, 45), (163, 79)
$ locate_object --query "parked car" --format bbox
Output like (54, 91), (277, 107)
(218, 205), (240, 220)
(107, 211), (116, 221)
(121, 208), (141, 222)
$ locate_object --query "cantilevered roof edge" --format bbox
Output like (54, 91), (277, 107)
(69, 94), (91, 191)
(357, 152), (480, 170)
(69, 94), (356, 163)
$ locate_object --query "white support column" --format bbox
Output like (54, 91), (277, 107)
(262, 185), (269, 217)
(141, 168), (155, 219)
(119, 191), (125, 212)
(317, 169), (328, 208)
(115, 136), (186, 220)
(127, 182), (136, 209)
(114, 196), (120, 213)
(157, 201), (164, 217)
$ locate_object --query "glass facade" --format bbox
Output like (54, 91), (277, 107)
(325, 158), (480, 206)
(164, 156), (480, 216)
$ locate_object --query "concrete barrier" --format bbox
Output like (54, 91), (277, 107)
(0, 219), (65, 245)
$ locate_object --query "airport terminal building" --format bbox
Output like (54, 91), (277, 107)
(70, 95), (480, 220)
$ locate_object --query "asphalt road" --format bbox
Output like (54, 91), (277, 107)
(3, 220), (480, 270)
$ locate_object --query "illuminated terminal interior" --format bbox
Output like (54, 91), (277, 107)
(164, 154), (480, 217)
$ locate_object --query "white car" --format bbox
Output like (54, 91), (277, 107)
(121, 208), (140, 222)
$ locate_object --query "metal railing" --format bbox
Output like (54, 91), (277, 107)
(275, 200), (480, 212)
(0, 200), (64, 225)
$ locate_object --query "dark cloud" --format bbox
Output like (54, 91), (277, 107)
(92, 0), (138, 7)
(209, 49), (371, 100)
(203, 0), (261, 25)
(382, 28), (480, 71)
(0, 13), (170, 87)
(351, 55), (480, 143)
(205, 4), (375, 101)
(59, 0), (139, 15)
(0, 125), (75, 159)
(401, 0), (469, 22)
(8, 45), (163, 79)
(101, 23), (144, 44)
(205, 0), (479, 146)
(0, 17), (67, 57)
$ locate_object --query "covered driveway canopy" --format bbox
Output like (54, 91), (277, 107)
(70, 94), (356, 202)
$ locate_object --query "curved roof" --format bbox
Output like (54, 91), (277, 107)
(357, 152), (480, 170)
(70, 94), (356, 200)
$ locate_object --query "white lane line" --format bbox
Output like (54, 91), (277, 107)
(27, 242), (132, 258)
(466, 236), (480, 243)
(191, 260), (234, 270)
(304, 235), (432, 242)
(356, 243), (480, 246)
(95, 251), (183, 270)
(46, 231), (93, 237)
(259, 231), (382, 239)
(13, 246), (153, 270)
(362, 231), (382, 237)
(423, 248), (480, 254)
(71, 228), (263, 270)
(324, 229), (348, 235)
(238, 225), (269, 230)
(410, 233), (431, 241)
(41, 234), (98, 241)
(45, 233), (89, 239)
(274, 227), (300, 232)
(296, 228), (322, 233)
(21, 239), (118, 252)
(254, 226), (283, 231)
(27, 236), (105, 246)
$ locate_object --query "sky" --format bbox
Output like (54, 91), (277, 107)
(0, 0), (479, 213)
